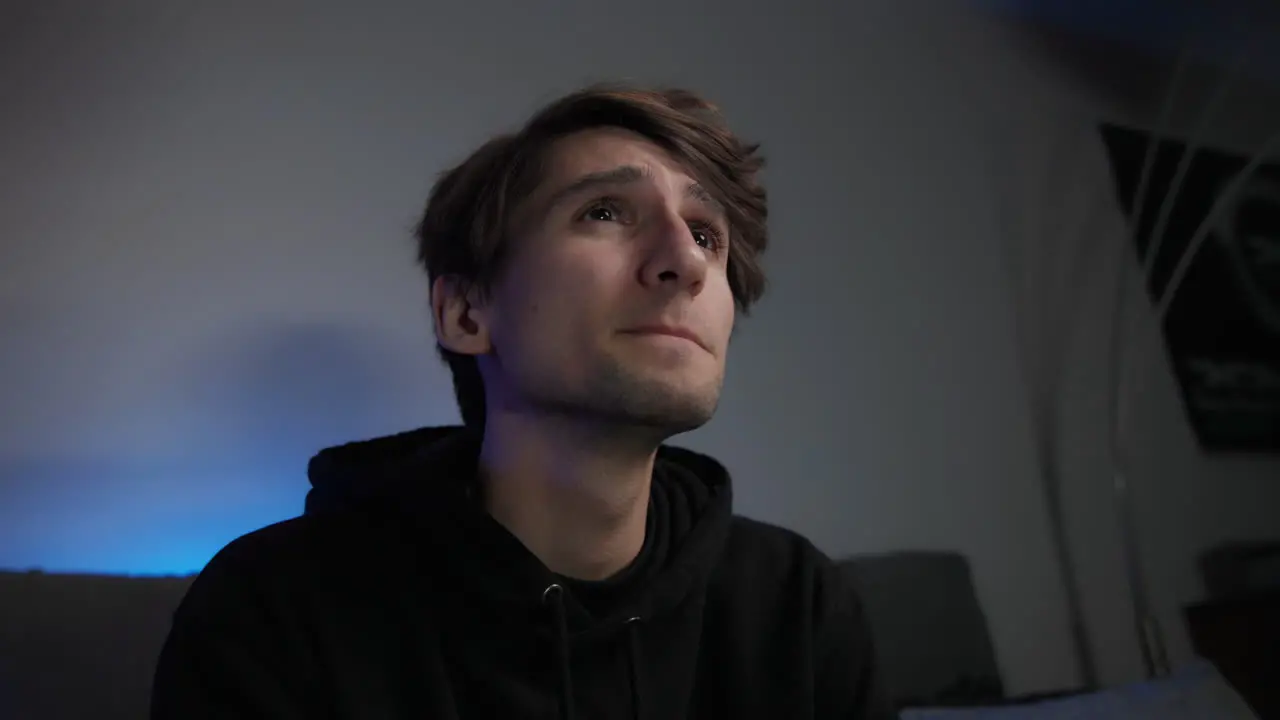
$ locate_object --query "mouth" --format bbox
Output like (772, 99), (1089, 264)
(620, 325), (709, 353)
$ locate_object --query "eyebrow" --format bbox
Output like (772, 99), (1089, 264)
(541, 164), (726, 218)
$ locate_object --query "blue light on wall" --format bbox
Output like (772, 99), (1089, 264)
(0, 321), (442, 575)
(0, 456), (308, 575)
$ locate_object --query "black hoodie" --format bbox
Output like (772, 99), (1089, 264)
(152, 426), (893, 719)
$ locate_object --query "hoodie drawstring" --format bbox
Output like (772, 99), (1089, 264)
(542, 584), (576, 720)
(541, 585), (648, 720)
(625, 616), (645, 720)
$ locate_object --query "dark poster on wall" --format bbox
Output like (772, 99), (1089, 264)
(1100, 123), (1280, 454)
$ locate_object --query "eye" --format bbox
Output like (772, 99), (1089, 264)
(580, 198), (625, 223)
(690, 222), (727, 253)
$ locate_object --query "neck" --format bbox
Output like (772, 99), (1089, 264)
(477, 410), (658, 581)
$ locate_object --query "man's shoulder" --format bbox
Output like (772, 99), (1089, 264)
(718, 514), (836, 587)
(183, 510), (405, 610)
(725, 514), (831, 560)
(211, 511), (379, 568)
(705, 516), (857, 643)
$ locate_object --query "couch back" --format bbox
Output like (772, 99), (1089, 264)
(0, 571), (194, 720)
(1, 551), (998, 718)
(839, 551), (1003, 707)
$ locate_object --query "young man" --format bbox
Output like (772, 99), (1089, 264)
(152, 85), (893, 719)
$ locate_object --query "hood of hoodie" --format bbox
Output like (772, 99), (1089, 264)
(303, 425), (733, 637)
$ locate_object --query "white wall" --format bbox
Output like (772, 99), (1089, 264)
(2, 0), (1277, 696)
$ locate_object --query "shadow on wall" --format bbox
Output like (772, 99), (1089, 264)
(0, 319), (436, 574)
(188, 320), (427, 462)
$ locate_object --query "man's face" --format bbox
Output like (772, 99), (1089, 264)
(472, 127), (736, 435)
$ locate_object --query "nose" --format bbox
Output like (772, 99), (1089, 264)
(637, 210), (709, 296)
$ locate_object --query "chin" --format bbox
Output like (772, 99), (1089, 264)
(618, 382), (721, 432)
(543, 357), (723, 430)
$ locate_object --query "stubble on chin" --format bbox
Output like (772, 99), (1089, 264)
(581, 354), (722, 434)
(529, 353), (723, 439)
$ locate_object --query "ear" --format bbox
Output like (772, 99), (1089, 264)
(431, 275), (492, 356)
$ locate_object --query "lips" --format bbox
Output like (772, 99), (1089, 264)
(620, 325), (708, 352)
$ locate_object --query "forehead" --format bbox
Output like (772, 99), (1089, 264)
(538, 127), (696, 186)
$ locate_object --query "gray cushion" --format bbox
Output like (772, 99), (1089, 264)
(0, 570), (194, 720)
(839, 551), (1003, 708)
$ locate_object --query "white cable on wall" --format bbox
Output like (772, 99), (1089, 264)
(1106, 9), (1263, 680)
(1103, 45), (1189, 683)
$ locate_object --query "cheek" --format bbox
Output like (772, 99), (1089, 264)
(491, 253), (614, 363)
(706, 277), (738, 349)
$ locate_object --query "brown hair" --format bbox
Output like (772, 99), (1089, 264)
(414, 84), (769, 429)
